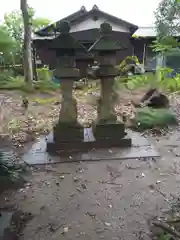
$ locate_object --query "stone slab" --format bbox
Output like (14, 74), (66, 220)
(0, 211), (13, 239)
(22, 130), (160, 165)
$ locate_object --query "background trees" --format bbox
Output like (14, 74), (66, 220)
(0, 7), (51, 66)
(153, 0), (180, 53)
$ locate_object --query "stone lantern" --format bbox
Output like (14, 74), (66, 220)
(46, 21), (87, 153)
(88, 22), (131, 146)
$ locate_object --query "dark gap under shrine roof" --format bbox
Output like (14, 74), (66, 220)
(88, 35), (127, 52)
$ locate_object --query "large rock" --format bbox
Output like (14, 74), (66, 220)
(137, 88), (169, 109)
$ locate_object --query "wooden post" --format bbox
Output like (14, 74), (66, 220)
(32, 45), (38, 81)
(142, 43), (147, 66)
(21, 0), (33, 86)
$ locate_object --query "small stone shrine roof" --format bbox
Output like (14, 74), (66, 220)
(48, 21), (87, 51)
(88, 22), (127, 52)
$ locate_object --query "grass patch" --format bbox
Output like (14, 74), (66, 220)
(31, 97), (60, 105)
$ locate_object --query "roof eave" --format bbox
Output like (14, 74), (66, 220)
(35, 8), (87, 36)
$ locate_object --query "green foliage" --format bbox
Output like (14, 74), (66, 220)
(118, 56), (140, 74)
(0, 74), (30, 91)
(151, 37), (180, 53)
(37, 67), (53, 81)
(34, 79), (60, 92)
(155, 0), (180, 37)
(157, 67), (180, 92)
(125, 75), (151, 90)
(154, 0), (180, 55)
(0, 152), (21, 184)
(157, 233), (172, 240)
(32, 17), (51, 32)
(0, 26), (15, 53)
(124, 67), (180, 93)
(0, 68), (58, 92)
(32, 97), (59, 105)
(35, 68), (59, 91)
(1, 8), (51, 65)
(132, 107), (177, 130)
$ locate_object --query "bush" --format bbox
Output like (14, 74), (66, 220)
(118, 56), (140, 75)
(132, 107), (177, 130)
(37, 67), (53, 81)
(157, 68), (180, 92)
(125, 74), (151, 90)
(0, 68), (59, 92)
(0, 74), (29, 91)
(0, 152), (21, 184)
(124, 68), (180, 93)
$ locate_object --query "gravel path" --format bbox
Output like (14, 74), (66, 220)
(1, 132), (180, 239)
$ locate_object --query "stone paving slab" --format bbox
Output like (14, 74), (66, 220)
(22, 130), (160, 165)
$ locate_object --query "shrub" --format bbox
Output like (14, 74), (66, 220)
(125, 74), (153, 90)
(0, 68), (59, 92)
(157, 67), (180, 92)
(0, 152), (22, 184)
(131, 107), (177, 130)
(0, 74), (29, 91)
(37, 67), (53, 81)
(118, 56), (139, 75)
(124, 68), (180, 93)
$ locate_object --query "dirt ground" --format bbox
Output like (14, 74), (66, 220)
(1, 88), (180, 239)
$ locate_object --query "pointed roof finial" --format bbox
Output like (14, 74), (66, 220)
(58, 21), (70, 34)
(81, 6), (86, 11)
(92, 4), (99, 10)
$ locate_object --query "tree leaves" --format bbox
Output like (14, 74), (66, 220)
(0, 26), (15, 53)
(155, 0), (180, 37)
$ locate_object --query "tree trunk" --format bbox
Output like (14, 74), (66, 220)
(21, 0), (33, 86)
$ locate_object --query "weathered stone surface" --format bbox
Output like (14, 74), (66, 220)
(94, 122), (126, 140)
(97, 78), (117, 123)
(53, 122), (84, 142)
(58, 79), (78, 123)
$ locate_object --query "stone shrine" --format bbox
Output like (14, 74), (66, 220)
(88, 22), (131, 146)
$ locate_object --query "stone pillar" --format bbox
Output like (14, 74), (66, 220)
(98, 78), (117, 122)
(52, 59), (83, 143)
(58, 78), (77, 123)
(97, 55), (117, 123)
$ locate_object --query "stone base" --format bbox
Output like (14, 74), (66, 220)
(46, 127), (131, 155)
(22, 129), (159, 165)
(94, 122), (126, 140)
(53, 122), (84, 142)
